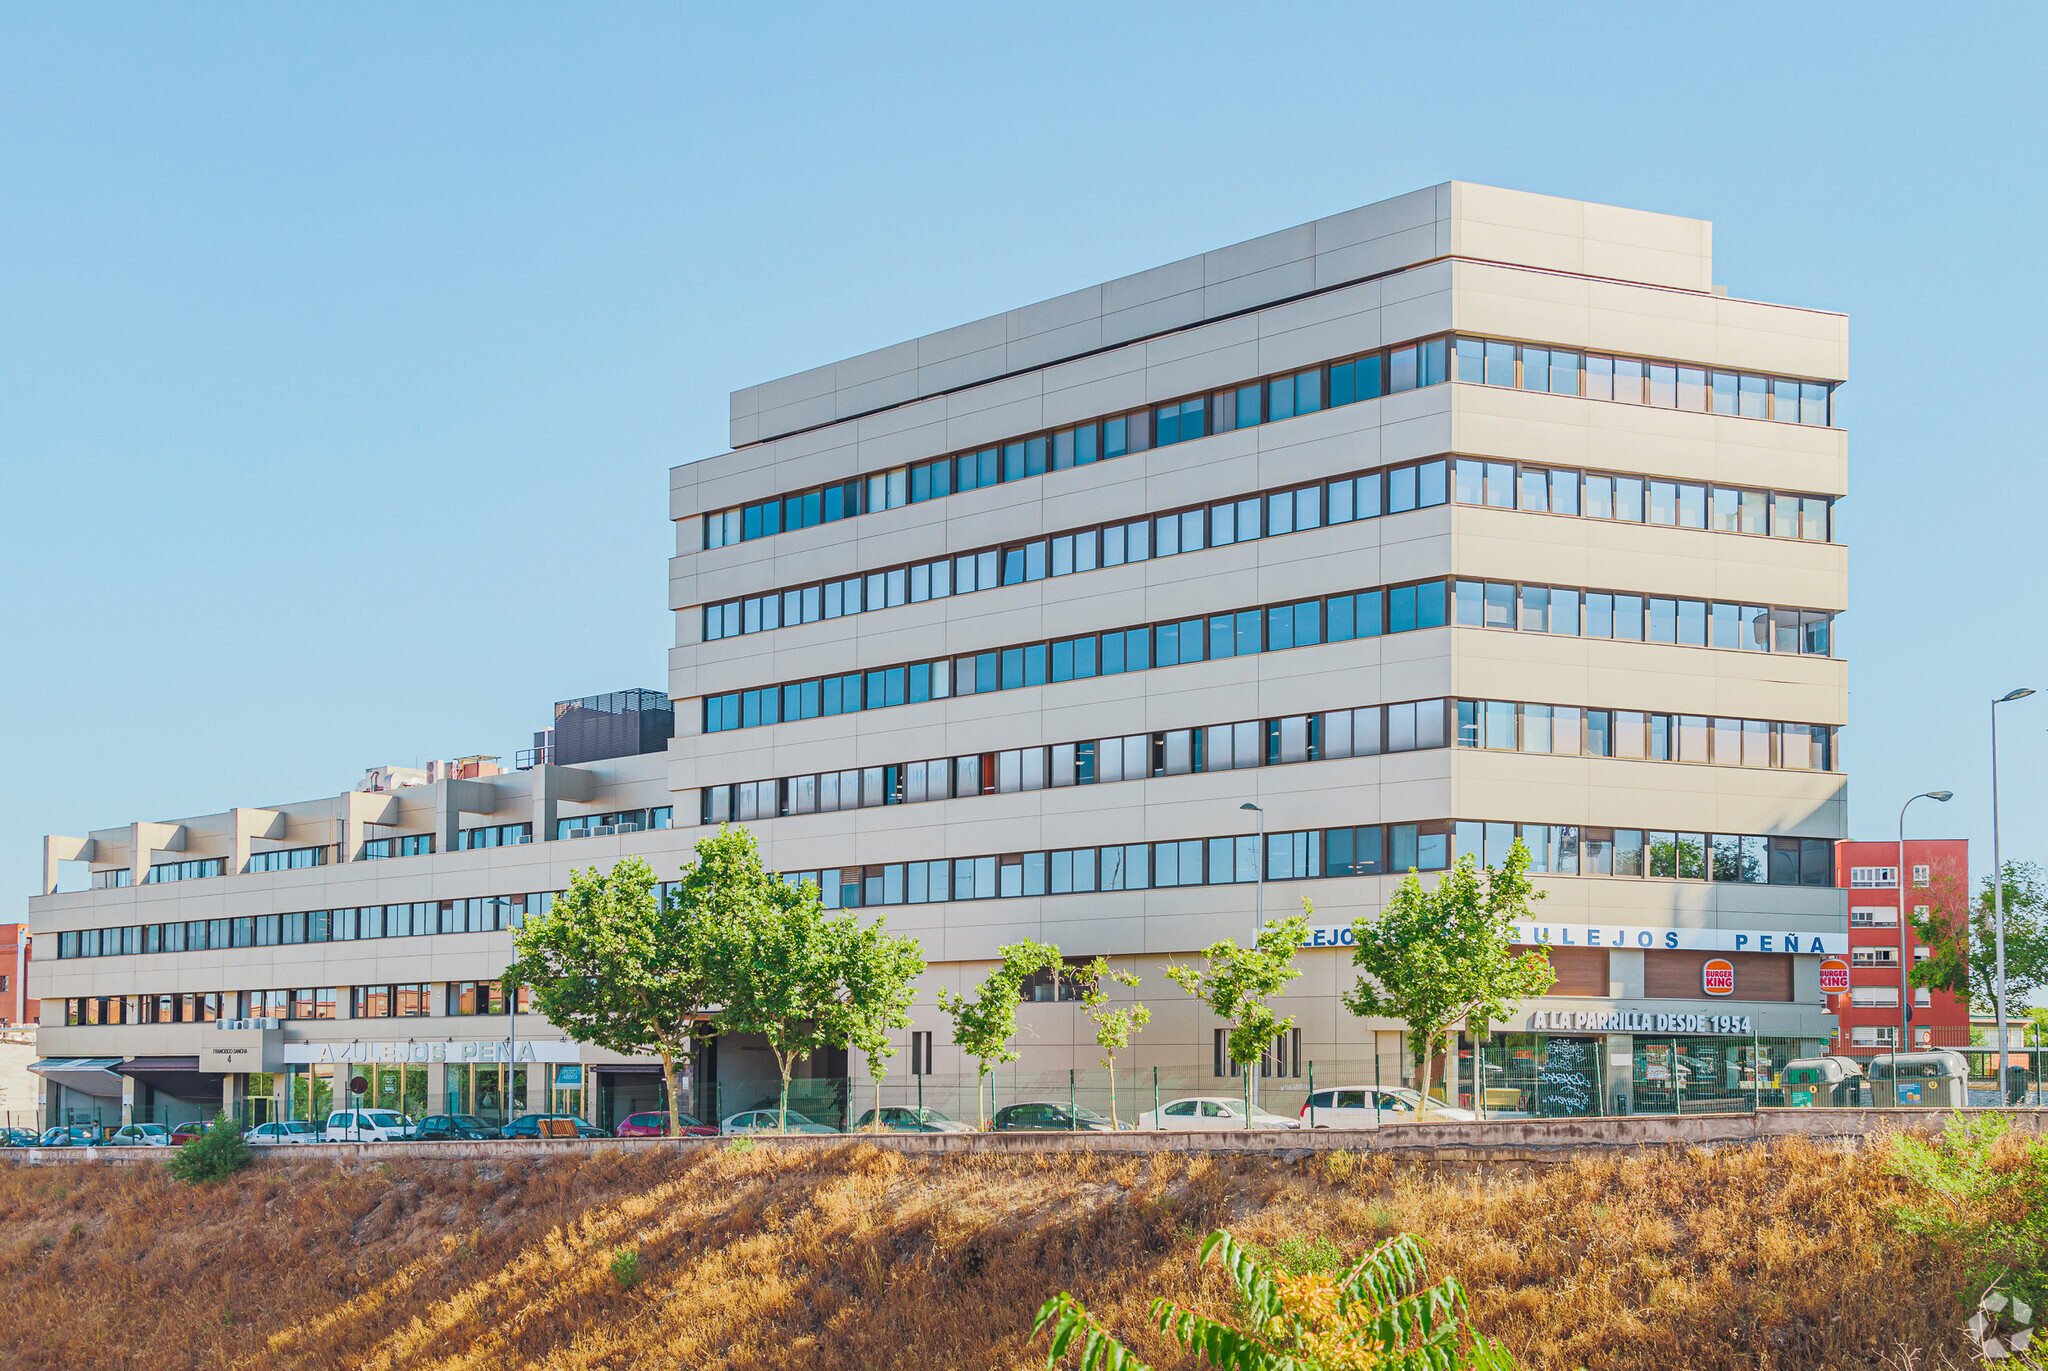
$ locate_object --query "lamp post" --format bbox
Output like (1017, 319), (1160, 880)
(1896, 790), (1953, 1088)
(1240, 802), (1264, 1114)
(1991, 688), (2033, 1104)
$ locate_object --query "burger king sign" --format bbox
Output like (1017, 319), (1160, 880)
(1701, 958), (1736, 997)
(1818, 957), (1851, 994)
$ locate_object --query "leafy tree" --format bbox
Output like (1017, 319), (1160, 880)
(1074, 957), (1151, 1129)
(1164, 913), (1310, 1127)
(1344, 840), (1555, 1121)
(936, 939), (1061, 1129)
(1035, 1228), (1518, 1370)
(835, 917), (927, 1132)
(707, 867), (867, 1133)
(1885, 1113), (2048, 1321)
(1911, 861), (2048, 1013)
(510, 848), (719, 1139)
(166, 1113), (252, 1185)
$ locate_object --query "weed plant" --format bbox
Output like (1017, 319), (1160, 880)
(164, 1114), (251, 1186)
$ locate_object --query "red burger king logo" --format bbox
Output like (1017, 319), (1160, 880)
(1702, 958), (1736, 997)
(1819, 957), (1851, 994)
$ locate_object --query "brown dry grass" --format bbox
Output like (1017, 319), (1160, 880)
(0, 1136), (1974, 1370)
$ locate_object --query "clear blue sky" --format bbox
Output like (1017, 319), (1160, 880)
(4, 6), (2044, 923)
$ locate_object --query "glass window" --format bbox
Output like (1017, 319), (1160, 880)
(1677, 367), (1706, 412)
(1614, 358), (1645, 404)
(1649, 363), (1677, 408)
(1801, 382), (1830, 426)
(1584, 354), (1613, 401)
(1484, 340), (1515, 387)
(1739, 374), (1768, 419)
(1772, 377), (1800, 422)
(1519, 347), (1550, 391)
(1711, 371), (1739, 415)
(1584, 474), (1613, 519)
(1551, 470), (1580, 516)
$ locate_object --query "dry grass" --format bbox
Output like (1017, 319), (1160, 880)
(0, 1135), (1976, 1370)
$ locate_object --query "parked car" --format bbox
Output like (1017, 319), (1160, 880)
(720, 1109), (837, 1136)
(0, 1127), (41, 1148)
(243, 1120), (323, 1145)
(1298, 1088), (1476, 1128)
(106, 1123), (172, 1147)
(324, 1109), (417, 1142)
(413, 1113), (501, 1141)
(1137, 1097), (1297, 1131)
(990, 1102), (1128, 1132)
(614, 1110), (719, 1138)
(168, 1121), (209, 1144)
(39, 1125), (100, 1146)
(851, 1105), (974, 1133)
(499, 1113), (608, 1140)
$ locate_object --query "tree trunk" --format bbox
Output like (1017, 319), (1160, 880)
(1106, 1063), (1117, 1130)
(977, 1067), (989, 1130)
(1414, 1033), (1436, 1124)
(658, 1046), (678, 1138)
(871, 1066), (884, 1132)
(773, 1046), (795, 1133)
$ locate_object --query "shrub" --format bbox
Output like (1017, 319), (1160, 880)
(166, 1114), (252, 1186)
(1886, 1114), (2048, 1315)
(1037, 1228), (1516, 1370)
(610, 1248), (641, 1290)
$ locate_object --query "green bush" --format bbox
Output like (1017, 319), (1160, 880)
(609, 1248), (641, 1290)
(166, 1114), (252, 1185)
(1887, 1114), (2048, 1314)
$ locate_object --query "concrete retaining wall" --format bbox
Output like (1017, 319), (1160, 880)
(11, 1108), (2046, 1168)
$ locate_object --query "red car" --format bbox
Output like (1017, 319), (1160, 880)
(614, 1110), (718, 1138)
(169, 1121), (209, 1144)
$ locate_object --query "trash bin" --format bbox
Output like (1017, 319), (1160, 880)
(1780, 1056), (1865, 1107)
(1866, 1050), (1969, 1107)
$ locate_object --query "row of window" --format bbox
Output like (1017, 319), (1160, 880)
(702, 455), (1837, 644)
(66, 982), (565, 1026)
(361, 835), (435, 861)
(704, 336), (1454, 549)
(706, 701), (1452, 822)
(455, 823), (533, 851)
(701, 577), (1837, 734)
(53, 894), (555, 961)
(556, 808), (673, 840)
(702, 696), (1835, 826)
(770, 821), (1836, 911)
(703, 330), (1837, 551)
(91, 858), (228, 890)
(1456, 703), (1837, 770)
(245, 846), (332, 874)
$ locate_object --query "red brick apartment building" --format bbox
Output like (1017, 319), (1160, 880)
(1831, 840), (1972, 1056)
(0, 925), (36, 1029)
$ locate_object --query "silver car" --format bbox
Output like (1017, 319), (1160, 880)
(244, 1120), (324, 1145)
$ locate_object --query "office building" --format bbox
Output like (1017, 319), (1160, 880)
(30, 184), (1849, 1125)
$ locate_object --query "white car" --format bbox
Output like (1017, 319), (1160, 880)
(1137, 1097), (1298, 1130)
(245, 1120), (324, 1145)
(105, 1123), (172, 1147)
(1298, 1087), (1477, 1128)
(720, 1109), (836, 1135)
(324, 1109), (417, 1142)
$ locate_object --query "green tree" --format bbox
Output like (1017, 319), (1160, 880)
(1074, 957), (1151, 1129)
(166, 1113), (252, 1185)
(708, 866), (867, 1133)
(1912, 861), (2048, 1013)
(1036, 1228), (1517, 1370)
(835, 918), (927, 1132)
(510, 850), (721, 1138)
(1164, 913), (1309, 1127)
(936, 939), (1061, 1129)
(1344, 840), (1555, 1121)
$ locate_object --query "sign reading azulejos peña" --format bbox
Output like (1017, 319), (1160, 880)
(1303, 923), (1844, 954)
(280, 1039), (583, 1065)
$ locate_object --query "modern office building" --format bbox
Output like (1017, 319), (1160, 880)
(30, 183), (1849, 1126)
(1833, 838), (1971, 1056)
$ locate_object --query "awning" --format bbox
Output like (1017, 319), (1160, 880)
(28, 1059), (124, 1097)
(113, 1056), (224, 1098)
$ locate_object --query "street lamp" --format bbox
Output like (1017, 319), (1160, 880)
(1241, 802), (1264, 1114)
(1992, 688), (2033, 1103)
(1896, 790), (1953, 1087)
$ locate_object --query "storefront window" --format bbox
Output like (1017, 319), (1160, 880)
(1632, 1036), (1799, 1113)
(1485, 1034), (1602, 1117)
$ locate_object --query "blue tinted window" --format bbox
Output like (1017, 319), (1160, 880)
(741, 692), (760, 728)
(1236, 384), (1262, 427)
(1052, 639), (1074, 682)
(1024, 643), (1047, 686)
(1210, 614), (1235, 660)
(804, 490), (823, 527)
(930, 459), (951, 497)
(1076, 423), (1098, 465)
(1001, 648), (1023, 690)
(742, 505), (762, 540)
(1236, 610), (1261, 657)
(1417, 581), (1447, 628)
(976, 652), (998, 694)
(1026, 436), (1047, 476)
(956, 453), (978, 491)
(908, 663), (930, 703)
(822, 677), (843, 715)
(1074, 635), (1097, 678)
(1327, 594), (1355, 642)
(800, 680), (820, 718)
(1126, 628), (1150, 672)
(1104, 417), (1127, 459)
(1295, 369), (1322, 414)
(1269, 375), (1296, 422)
(1102, 632), (1125, 675)
(1004, 443), (1025, 483)
(1293, 601), (1320, 646)
(1267, 606), (1292, 651)
(1390, 586), (1417, 633)
(884, 666), (906, 707)
(1156, 621), (1183, 665)
(977, 448), (999, 488)
(910, 466), (931, 502)
(1357, 590), (1383, 636)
